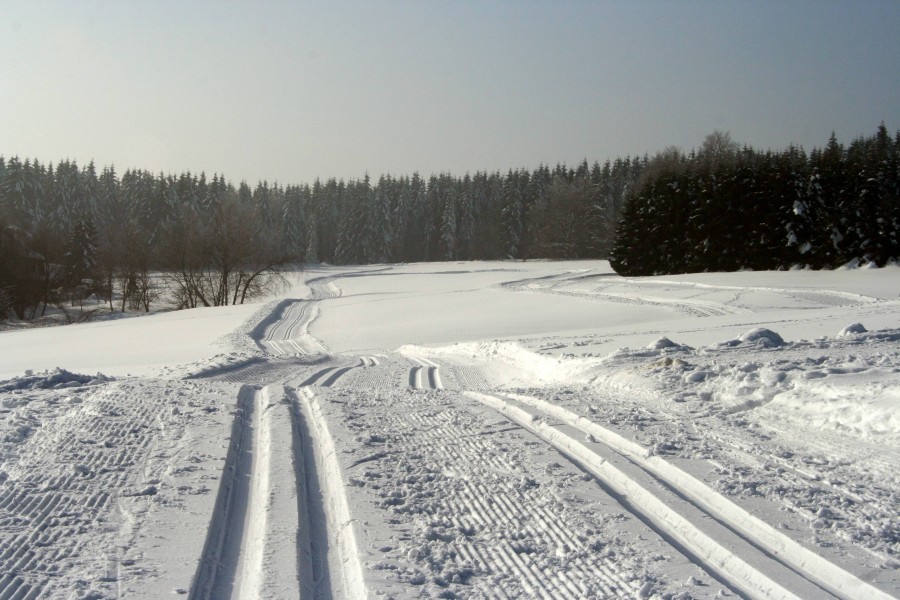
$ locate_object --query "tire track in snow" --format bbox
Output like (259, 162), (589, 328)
(466, 391), (893, 600)
(341, 356), (402, 390)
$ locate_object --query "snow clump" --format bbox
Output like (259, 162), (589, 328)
(0, 368), (113, 392)
(838, 323), (867, 337)
(738, 328), (785, 348)
(646, 336), (691, 351)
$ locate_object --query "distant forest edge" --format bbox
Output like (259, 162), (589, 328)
(1, 124), (897, 320)
(611, 125), (899, 275)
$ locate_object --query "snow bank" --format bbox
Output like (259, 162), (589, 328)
(0, 303), (263, 379)
(412, 322), (900, 447)
(401, 341), (595, 386)
(760, 370), (900, 442)
(0, 368), (112, 392)
(557, 322), (900, 447)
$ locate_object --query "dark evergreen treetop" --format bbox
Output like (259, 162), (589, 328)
(611, 125), (899, 275)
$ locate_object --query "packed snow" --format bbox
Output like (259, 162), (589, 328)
(1, 260), (898, 599)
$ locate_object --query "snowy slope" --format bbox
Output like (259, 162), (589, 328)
(0, 261), (898, 599)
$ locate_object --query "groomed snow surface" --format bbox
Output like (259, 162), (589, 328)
(1, 261), (898, 599)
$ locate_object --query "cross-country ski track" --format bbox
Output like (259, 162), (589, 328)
(1, 261), (898, 599)
(189, 384), (365, 600)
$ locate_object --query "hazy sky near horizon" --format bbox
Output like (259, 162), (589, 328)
(2, 1), (899, 185)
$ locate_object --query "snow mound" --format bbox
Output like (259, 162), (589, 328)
(0, 368), (113, 392)
(710, 328), (787, 350)
(838, 323), (867, 337)
(738, 328), (785, 348)
(646, 336), (691, 351)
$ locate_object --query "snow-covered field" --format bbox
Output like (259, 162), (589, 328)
(1, 260), (898, 599)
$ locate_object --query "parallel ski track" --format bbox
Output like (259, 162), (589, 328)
(501, 270), (882, 317)
(300, 366), (338, 386)
(629, 278), (882, 308)
(408, 366), (422, 389)
(190, 382), (366, 600)
(263, 300), (317, 356)
(467, 391), (894, 600)
(261, 272), (343, 357)
(500, 273), (748, 317)
(191, 386), (308, 600)
(408, 357), (444, 390)
(320, 367), (354, 387)
(264, 301), (306, 342)
(292, 388), (367, 599)
(297, 364), (357, 388)
(347, 357), (402, 390)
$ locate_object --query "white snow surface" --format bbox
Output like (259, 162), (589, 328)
(1, 260), (898, 599)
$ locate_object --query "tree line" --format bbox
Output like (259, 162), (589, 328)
(0, 155), (643, 320)
(611, 125), (900, 275)
(4, 124), (895, 321)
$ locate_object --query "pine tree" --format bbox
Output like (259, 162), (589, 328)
(393, 178), (412, 261)
(305, 209), (319, 263)
(365, 175), (392, 263)
(440, 189), (457, 260)
(456, 175), (475, 260)
(0, 157), (32, 228)
(282, 185), (307, 262)
(500, 170), (523, 259)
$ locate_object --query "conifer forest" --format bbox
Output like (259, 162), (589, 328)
(1, 125), (898, 321)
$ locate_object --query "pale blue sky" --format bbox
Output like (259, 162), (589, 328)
(2, 1), (898, 184)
